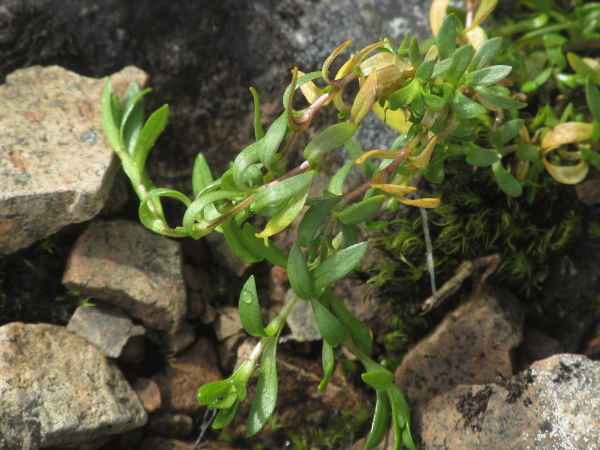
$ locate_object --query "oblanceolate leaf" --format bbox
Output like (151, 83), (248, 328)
(250, 87), (265, 140)
(327, 290), (372, 356)
(449, 91), (487, 118)
(243, 223), (288, 269)
(491, 119), (525, 148)
(303, 122), (359, 164)
(212, 400), (239, 429)
(120, 86), (152, 141)
(388, 79), (421, 110)
(311, 299), (348, 347)
(466, 148), (502, 167)
(423, 154), (446, 183)
(222, 219), (264, 264)
(423, 92), (446, 110)
(365, 391), (391, 449)
(466, 0), (498, 32)
(350, 70), (377, 125)
(415, 60), (434, 84)
(465, 65), (512, 87)
(492, 160), (522, 197)
(329, 161), (355, 195)
(255, 182), (310, 239)
(317, 342), (335, 393)
(247, 336), (278, 436)
(475, 86), (527, 110)
(432, 58), (453, 77)
(252, 172), (314, 214)
(334, 195), (386, 225)
(131, 104), (169, 171)
(361, 371), (394, 391)
(121, 83), (148, 154)
(192, 153), (214, 198)
(339, 222), (359, 249)
(447, 44), (473, 84)
(288, 243), (316, 300)
(470, 37), (503, 72)
(436, 14), (456, 61)
(409, 37), (420, 69)
(101, 81), (122, 154)
(197, 379), (233, 405)
(515, 144), (540, 161)
(259, 112), (289, 171)
(310, 242), (368, 290)
(297, 197), (338, 248)
(586, 77), (600, 123)
(239, 276), (267, 337)
(567, 52), (600, 85)
(232, 141), (262, 191)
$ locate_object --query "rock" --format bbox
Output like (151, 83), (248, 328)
(146, 321), (196, 354)
(212, 306), (244, 341)
(147, 412), (193, 438)
(204, 232), (249, 277)
(395, 285), (524, 408)
(268, 264), (289, 305)
(200, 301), (217, 325)
(583, 335), (600, 360)
(419, 354), (600, 449)
(66, 301), (146, 361)
(152, 338), (223, 415)
(134, 378), (162, 413)
(285, 289), (320, 342)
(516, 328), (564, 369)
(186, 289), (205, 320)
(0, 65), (146, 255)
(0, 322), (147, 449)
(62, 219), (187, 334)
(217, 333), (246, 373)
(138, 437), (240, 450)
(182, 265), (210, 291)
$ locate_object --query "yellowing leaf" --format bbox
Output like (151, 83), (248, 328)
(430, 0), (452, 36)
(395, 196), (441, 208)
(356, 149), (402, 164)
(372, 101), (410, 133)
(465, 26), (488, 51)
(540, 122), (594, 153)
(542, 157), (589, 185)
(465, 0), (499, 32)
(371, 183), (417, 195)
(297, 70), (323, 104)
(408, 135), (439, 169)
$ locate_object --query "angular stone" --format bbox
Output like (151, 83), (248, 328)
(147, 413), (193, 438)
(152, 338), (223, 415)
(67, 301), (145, 360)
(186, 289), (205, 320)
(0, 322), (147, 449)
(516, 328), (564, 369)
(146, 321), (196, 354)
(134, 378), (162, 413)
(286, 289), (320, 342)
(0, 65), (147, 255)
(212, 306), (243, 341)
(62, 220), (187, 334)
(395, 285), (524, 407)
(419, 354), (600, 449)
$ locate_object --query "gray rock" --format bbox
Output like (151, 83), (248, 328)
(147, 412), (193, 438)
(212, 306), (244, 341)
(0, 322), (147, 449)
(146, 321), (196, 354)
(419, 354), (600, 449)
(67, 302), (145, 360)
(133, 378), (162, 413)
(285, 290), (320, 342)
(0, 65), (147, 255)
(395, 285), (524, 408)
(62, 220), (187, 334)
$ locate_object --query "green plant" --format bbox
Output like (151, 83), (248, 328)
(101, 1), (599, 447)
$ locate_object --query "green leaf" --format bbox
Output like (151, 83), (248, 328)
(232, 141), (262, 191)
(212, 400), (239, 429)
(422, 92), (446, 110)
(252, 172), (314, 214)
(492, 160), (522, 197)
(432, 58), (453, 77)
(222, 219), (264, 264)
(581, 146), (600, 167)
(423, 154), (446, 183)
(197, 379), (233, 405)
(339, 222), (359, 249)
(466, 148), (502, 167)
(256, 183), (310, 238)
(351, 70), (378, 125)
(138, 188), (191, 236)
(436, 14), (456, 61)
(318, 342), (335, 393)
(328, 161), (354, 195)
(447, 44), (473, 84)
(470, 37), (503, 72)
(449, 91), (486, 118)
(491, 119), (524, 148)
(327, 290), (372, 356)
(311, 299), (348, 347)
(415, 60), (434, 84)
(475, 86), (527, 110)
(120, 82), (148, 154)
(297, 197), (338, 248)
(409, 37), (420, 69)
(334, 195), (385, 225)
(250, 87), (265, 140)
(303, 122), (359, 165)
(120, 85), (152, 141)
(288, 243), (317, 300)
(182, 190), (243, 238)
(586, 77), (600, 123)
(344, 138), (377, 178)
(259, 112), (289, 171)
(365, 391), (391, 449)
(465, 65), (512, 87)
(516, 144), (540, 161)
(131, 104), (169, 171)
(239, 276), (267, 337)
(192, 153), (214, 198)
(101, 81), (122, 154)
(247, 336), (278, 436)
(243, 224), (288, 269)
(362, 370), (394, 391)
(310, 242), (368, 290)
(388, 79), (421, 110)
(567, 52), (600, 85)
